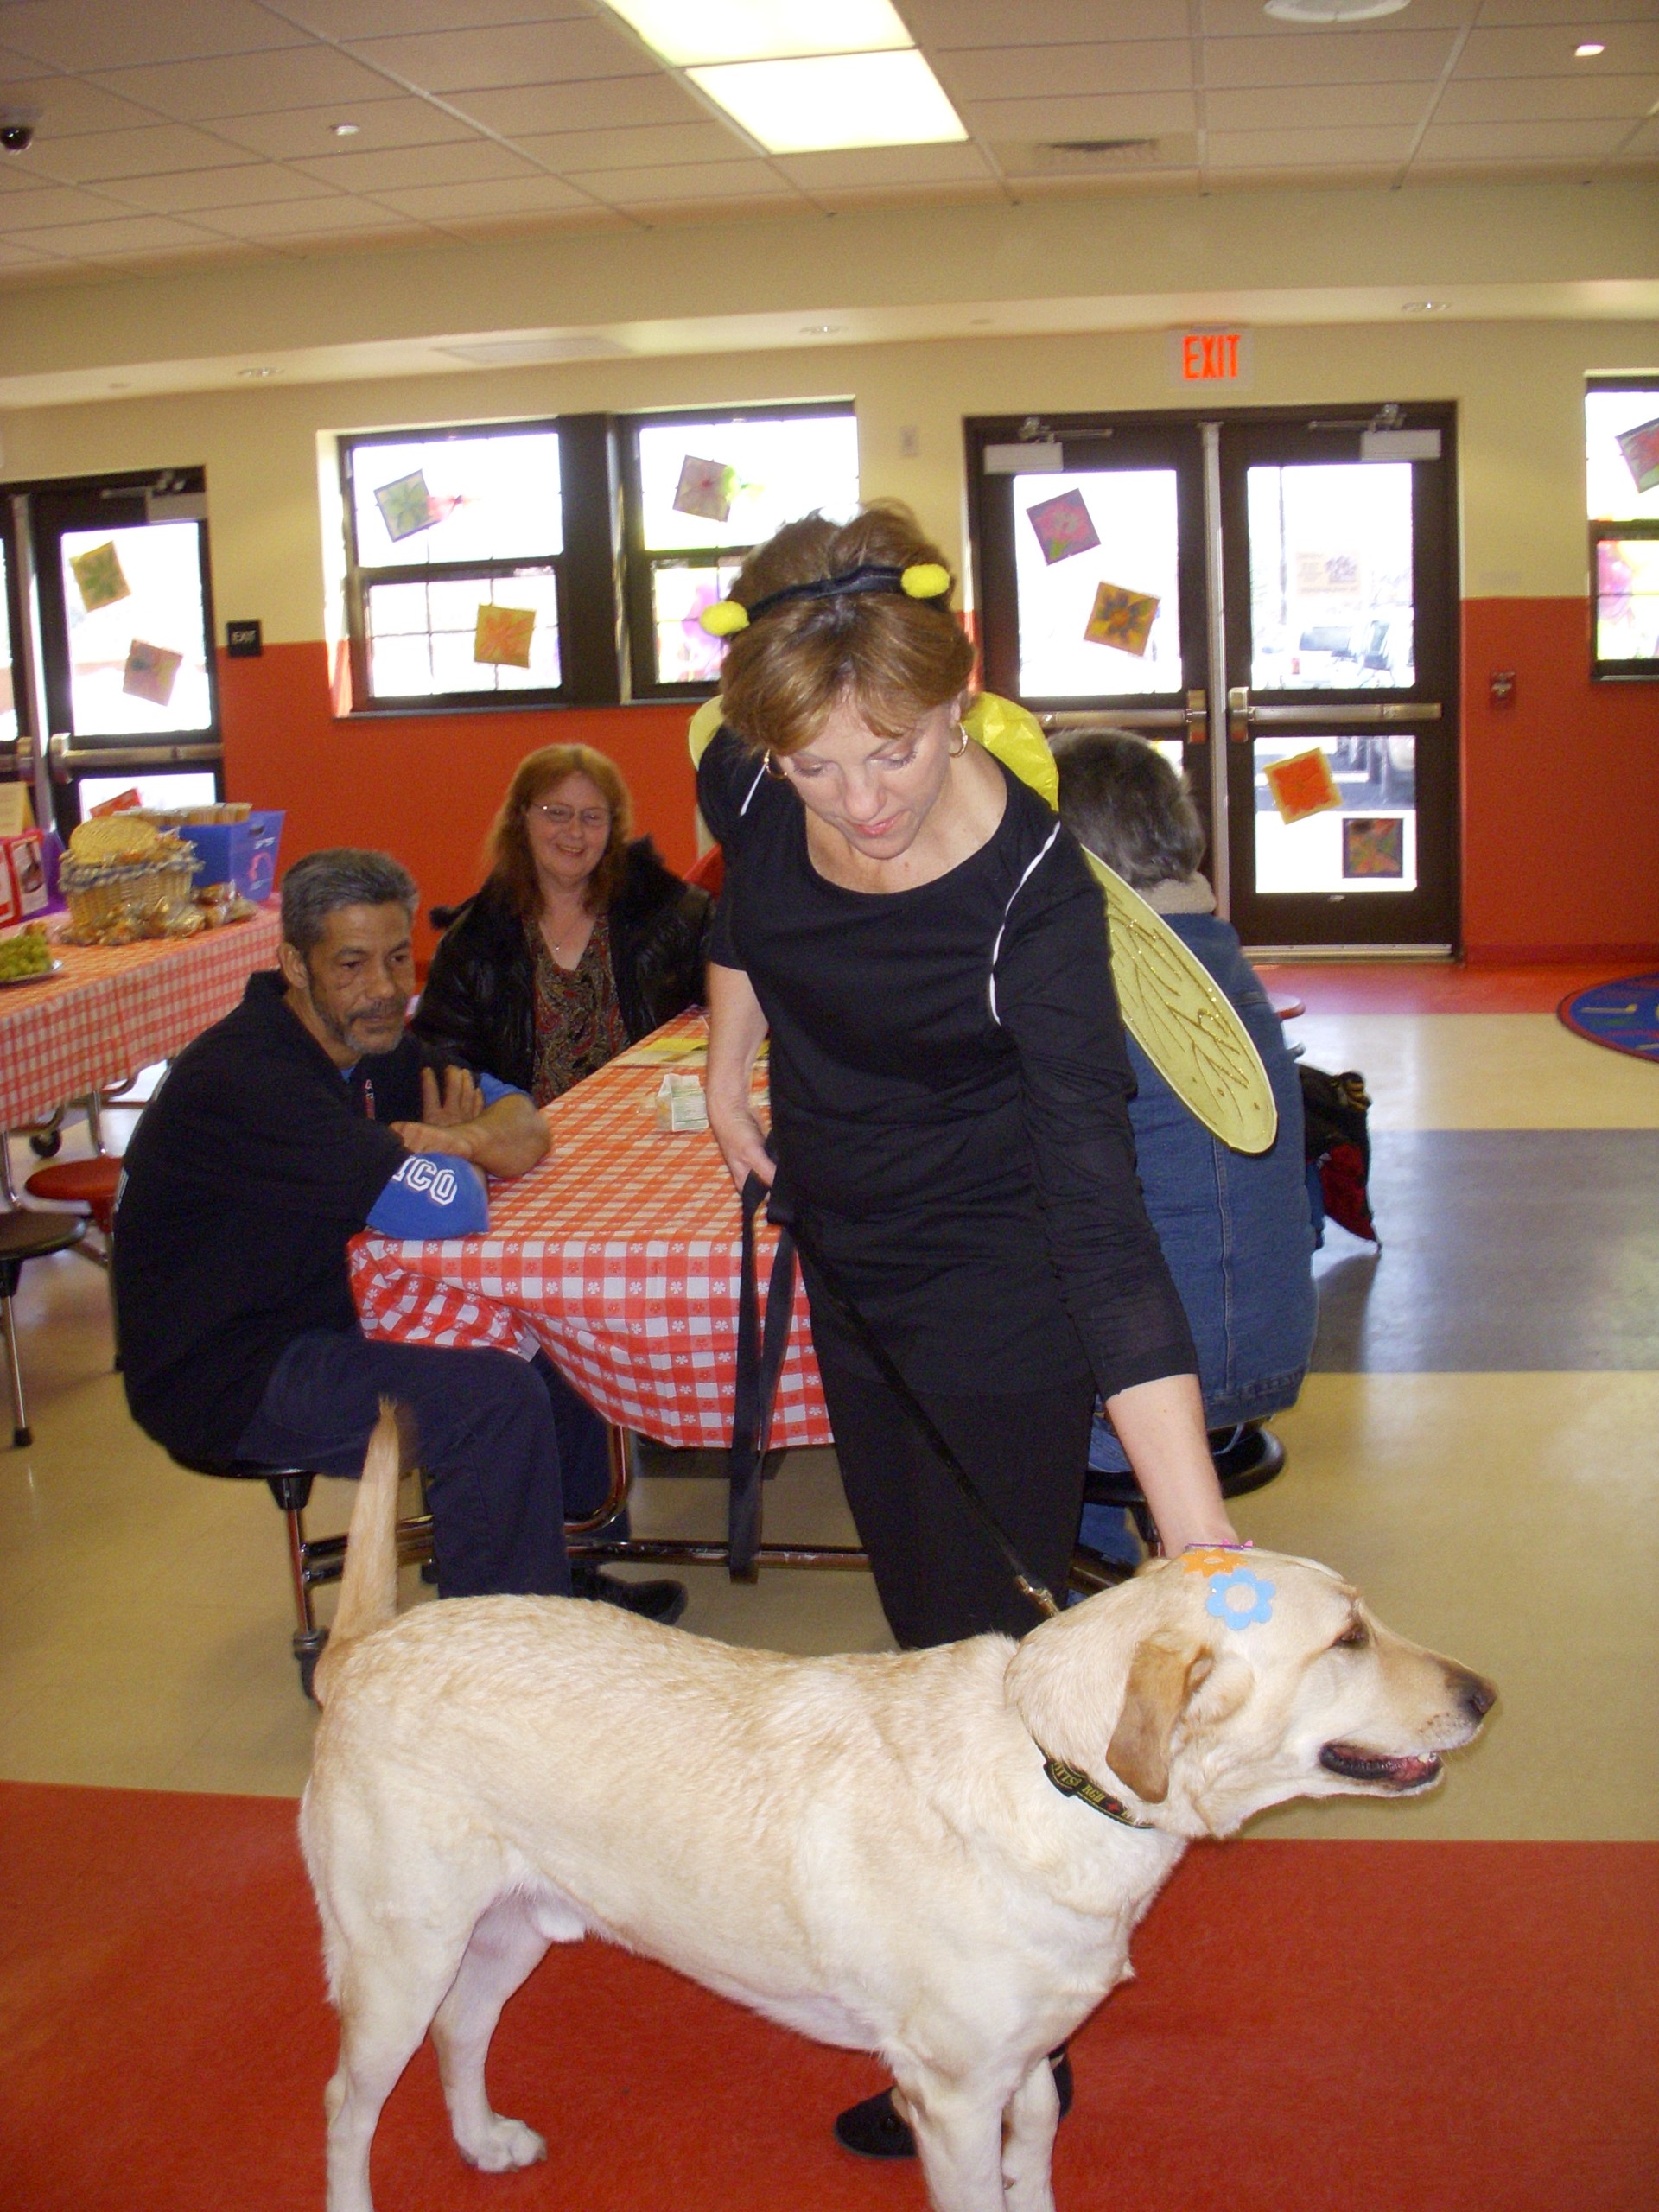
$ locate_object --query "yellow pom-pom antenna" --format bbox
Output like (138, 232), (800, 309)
(699, 599), (750, 637)
(900, 562), (950, 600)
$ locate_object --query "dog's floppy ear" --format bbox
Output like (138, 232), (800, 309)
(1106, 1634), (1211, 1804)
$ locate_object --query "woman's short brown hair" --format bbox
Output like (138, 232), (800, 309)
(717, 502), (976, 757)
(486, 744), (633, 917)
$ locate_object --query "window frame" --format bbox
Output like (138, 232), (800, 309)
(617, 400), (859, 702)
(339, 418), (585, 715)
(1586, 376), (1659, 684)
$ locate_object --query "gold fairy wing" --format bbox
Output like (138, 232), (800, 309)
(1080, 850), (1278, 1155)
(688, 694), (726, 769)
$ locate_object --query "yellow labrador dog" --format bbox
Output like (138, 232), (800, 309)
(302, 1414), (1494, 2212)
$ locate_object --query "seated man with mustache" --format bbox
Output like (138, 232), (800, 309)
(113, 847), (681, 1618)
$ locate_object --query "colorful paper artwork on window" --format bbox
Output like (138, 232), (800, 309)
(672, 456), (739, 526)
(1294, 550), (1360, 595)
(1025, 488), (1100, 565)
(1263, 746), (1342, 826)
(121, 639), (183, 708)
(70, 540), (131, 614)
(1342, 816), (1406, 879)
(473, 604), (537, 668)
(1615, 417), (1659, 497)
(373, 470), (441, 544)
(1083, 581), (1160, 657)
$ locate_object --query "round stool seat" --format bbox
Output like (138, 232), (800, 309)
(1084, 1423), (1287, 1515)
(24, 1156), (122, 1235)
(0, 1208), (86, 1269)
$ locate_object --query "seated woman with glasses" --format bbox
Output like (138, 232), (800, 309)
(414, 744), (713, 1104)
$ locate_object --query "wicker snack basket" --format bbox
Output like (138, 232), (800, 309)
(58, 848), (200, 944)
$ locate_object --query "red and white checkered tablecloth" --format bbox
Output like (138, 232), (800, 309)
(0, 907), (282, 1128)
(349, 1012), (832, 1449)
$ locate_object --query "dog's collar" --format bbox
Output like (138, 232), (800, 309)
(1039, 1750), (1154, 1829)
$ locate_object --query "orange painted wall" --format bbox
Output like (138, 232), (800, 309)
(219, 613), (1659, 969)
(216, 643), (700, 961)
(1460, 599), (1659, 965)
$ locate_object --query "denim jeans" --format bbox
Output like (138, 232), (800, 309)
(1080, 914), (1316, 1556)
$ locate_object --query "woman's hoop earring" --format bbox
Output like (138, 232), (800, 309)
(949, 726), (969, 757)
(763, 748), (789, 779)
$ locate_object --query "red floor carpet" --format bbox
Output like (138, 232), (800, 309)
(3, 1781), (1654, 2212)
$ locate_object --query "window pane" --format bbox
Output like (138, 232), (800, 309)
(79, 770), (219, 813)
(635, 414), (859, 552)
(650, 557), (747, 685)
(1247, 463), (1414, 692)
(1012, 470), (1183, 700)
(0, 540), (15, 746)
(1586, 389), (1659, 524)
(365, 570), (561, 697)
(59, 522), (213, 737)
(1253, 735), (1417, 895)
(351, 431), (563, 569)
(1596, 537), (1659, 664)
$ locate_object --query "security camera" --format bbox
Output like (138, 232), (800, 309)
(0, 108), (41, 153)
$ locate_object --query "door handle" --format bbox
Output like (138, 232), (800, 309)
(1227, 686), (1251, 742)
(1185, 689), (1207, 741)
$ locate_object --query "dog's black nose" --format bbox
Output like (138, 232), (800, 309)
(1452, 1668), (1497, 1721)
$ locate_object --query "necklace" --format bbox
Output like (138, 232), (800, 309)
(543, 906), (590, 964)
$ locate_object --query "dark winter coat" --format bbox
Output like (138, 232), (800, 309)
(411, 839), (712, 1092)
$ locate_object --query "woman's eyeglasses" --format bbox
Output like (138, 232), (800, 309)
(529, 804), (610, 830)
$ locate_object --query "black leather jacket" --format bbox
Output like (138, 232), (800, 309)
(412, 839), (713, 1093)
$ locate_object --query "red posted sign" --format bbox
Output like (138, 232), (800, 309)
(1171, 328), (1251, 385)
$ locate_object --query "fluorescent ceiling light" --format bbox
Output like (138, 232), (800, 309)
(602, 0), (912, 67)
(689, 49), (968, 153)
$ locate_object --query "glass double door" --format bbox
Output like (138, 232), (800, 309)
(968, 406), (1459, 950)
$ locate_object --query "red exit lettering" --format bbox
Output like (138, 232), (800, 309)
(1181, 331), (1242, 381)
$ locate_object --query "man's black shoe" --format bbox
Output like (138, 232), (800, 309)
(834, 2050), (1072, 2160)
(570, 1561), (688, 1626)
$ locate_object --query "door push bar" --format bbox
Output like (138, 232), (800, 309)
(1225, 690), (1443, 742)
(1041, 691), (1211, 741)
(47, 731), (225, 779)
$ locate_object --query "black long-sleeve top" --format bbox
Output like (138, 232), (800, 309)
(697, 728), (1197, 1401)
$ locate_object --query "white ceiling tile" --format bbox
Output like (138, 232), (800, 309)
(283, 1), (589, 35)
(1623, 114), (1659, 152)
(1477, 0), (1659, 22)
(188, 194), (418, 237)
(902, 1), (1192, 42)
(1416, 115), (1634, 156)
(567, 159), (796, 204)
(810, 178), (1005, 212)
(0, 181), (139, 228)
(1203, 164), (1405, 194)
(0, 73), (162, 137)
(291, 140), (537, 191)
(208, 99), (483, 160)
(935, 41), (1192, 101)
(1205, 82), (1434, 130)
(97, 165), (340, 213)
(0, 232), (57, 262)
(449, 76), (705, 134)
(1204, 30), (1460, 89)
(1458, 23), (1659, 77)
(1205, 124), (1419, 167)
(0, 0), (309, 71)
(506, 122), (747, 169)
(25, 124), (264, 183)
(1402, 155), (1603, 183)
(5, 209), (223, 255)
(961, 91), (1200, 139)
(1436, 71), (1659, 122)
(620, 192), (805, 227)
(341, 19), (656, 93)
(774, 143), (995, 188)
(88, 48), (411, 121)
(370, 174), (594, 219)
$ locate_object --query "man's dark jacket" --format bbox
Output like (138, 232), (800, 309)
(411, 838), (711, 1091)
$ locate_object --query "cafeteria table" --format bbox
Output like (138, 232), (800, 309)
(349, 1011), (859, 1578)
(0, 906), (282, 1135)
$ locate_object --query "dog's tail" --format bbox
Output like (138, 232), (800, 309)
(311, 1400), (405, 1707)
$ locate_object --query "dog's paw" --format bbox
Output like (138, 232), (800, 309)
(460, 2117), (547, 2173)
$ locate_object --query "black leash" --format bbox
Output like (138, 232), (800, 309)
(732, 1172), (1061, 1620)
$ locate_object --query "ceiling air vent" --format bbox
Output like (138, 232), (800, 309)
(998, 135), (1195, 175)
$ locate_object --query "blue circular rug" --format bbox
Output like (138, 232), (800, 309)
(1559, 972), (1659, 1061)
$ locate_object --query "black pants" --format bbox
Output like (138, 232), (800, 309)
(816, 1351), (1096, 1649)
(237, 1332), (610, 1600)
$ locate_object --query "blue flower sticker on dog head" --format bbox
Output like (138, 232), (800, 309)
(1205, 1567), (1275, 1631)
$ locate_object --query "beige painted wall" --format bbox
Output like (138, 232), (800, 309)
(3, 315), (1656, 641)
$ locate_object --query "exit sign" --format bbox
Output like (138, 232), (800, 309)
(1170, 327), (1253, 387)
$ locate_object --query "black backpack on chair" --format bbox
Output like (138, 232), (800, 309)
(1298, 1064), (1377, 1246)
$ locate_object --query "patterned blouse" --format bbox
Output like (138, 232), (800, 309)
(527, 910), (632, 1106)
